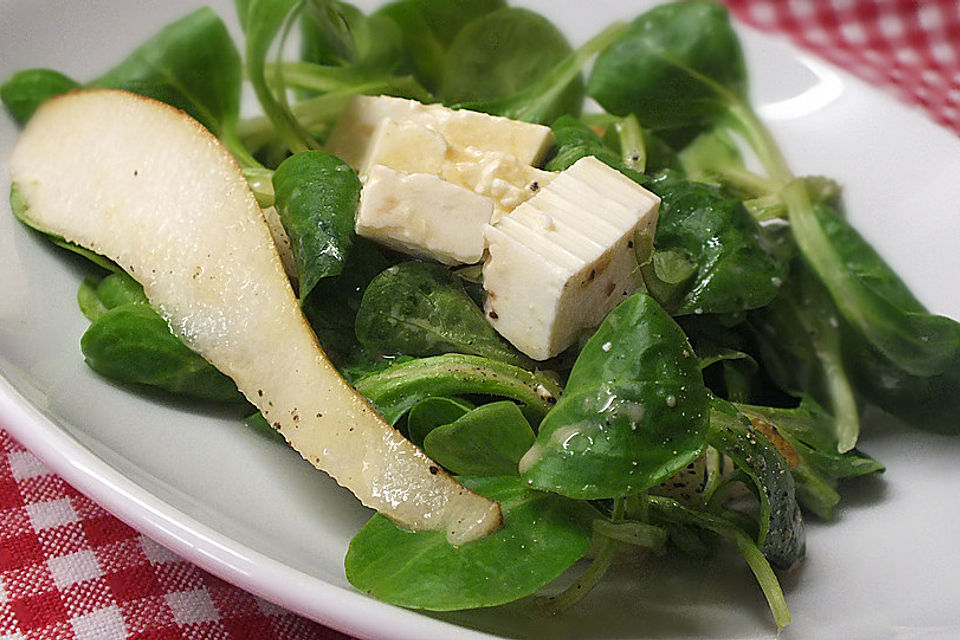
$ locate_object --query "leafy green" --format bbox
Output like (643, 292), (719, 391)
(78, 272), (148, 322)
(353, 353), (561, 425)
(748, 259), (861, 451)
(272, 151), (361, 301)
(373, 0), (505, 92)
(440, 7), (581, 121)
(75, 273), (241, 403)
(299, 0), (359, 66)
(423, 401), (535, 476)
(355, 261), (530, 367)
(708, 398), (805, 569)
(784, 180), (960, 377)
(521, 294), (708, 500)
(457, 21), (628, 124)
(0, 69), (80, 124)
(587, 0), (790, 185)
(406, 396), (472, 446)
(588, 0), (745, 131)
(345, 475), (596, 610)
(81, 304), (243, 403)
(736, 398), (884, 519)
(778, 180), (960, 434)
(92, 8), (254, 166)
(643, 173), (785, 315)
(544, 115), (634, 176)
(301, 238), (391, 359)
(298, 2), (413, 88)
(77, 279), (108, 322)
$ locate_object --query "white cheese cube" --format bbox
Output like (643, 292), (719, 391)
(327, 95), (554, 168)
(482, 156), (661, 360)
(358, 119), (448, 177)
(356, 165), (493, 265)
(441, 146), (555, 223)
(352, 118), (555, 265)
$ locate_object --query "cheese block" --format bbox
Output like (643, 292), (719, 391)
(327, 95), (554, 168)
(347, 112), (554, 265)
(482, 156), (661, 360)
(356, 164), (494, 265)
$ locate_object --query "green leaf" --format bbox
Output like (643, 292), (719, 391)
(736, 397), (883, 519)
(737, 398), (884, 480)
(354, 353), (561, 425)
(77, 279), (108, 322)
(1, 69), (80, 124)
(272, 151), (361, 301)
(779, 180), (960, 434)
(783, 180), (960, 377)
(80, 304), (243, 403)
(94, 272), (150, 309)
(78, 272), (149, 322)
(301, 238), (391, 360)
(708, 398), (805, 569)
(521, 294), (708, 500)
(406, 396), (472, 447)
(587, 0), (745, 131)
(355, 261), (531, 367)
(644, 173), (785, 315)
(440, 7), (581, 121)
(457, 21), (627, 125)
(373, 0), (505, 91)
(300, 0), (358, 65)
(91, 8), (253, 165)
(345, 475), (595, 610)
(544, 115), (631, 175)
(423, 401), (535, 476)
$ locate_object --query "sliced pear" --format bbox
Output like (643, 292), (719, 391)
(9, 89), (502, 544)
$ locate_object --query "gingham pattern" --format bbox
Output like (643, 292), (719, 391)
(0, 431), (347, 640)
(723, 0), (960, 136)
(3, 2), (960, 638)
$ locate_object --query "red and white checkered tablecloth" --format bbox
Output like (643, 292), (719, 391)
(2, 1), (959, 639)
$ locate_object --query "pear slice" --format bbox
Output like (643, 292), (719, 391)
(9, 89), (502, 544)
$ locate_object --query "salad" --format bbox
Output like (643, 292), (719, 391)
(3, 0), (959, 633)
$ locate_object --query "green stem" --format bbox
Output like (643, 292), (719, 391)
(592, 519), (667, 553)
(242, 167), (276, 208)
(617, 114), (645, 172)
(264, 62), (368, 93)
(811, 319), (861, 453)
(238, 86), (368, 152)
(728, 527), (791, 630)
(723, 99), (793, 187)
(547, 497), (625, 612)
(353, 353), (562, 425)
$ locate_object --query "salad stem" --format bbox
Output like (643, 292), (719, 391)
(546, 497), (626, 613)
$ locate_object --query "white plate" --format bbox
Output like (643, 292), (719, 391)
(2, 1), (960, 639)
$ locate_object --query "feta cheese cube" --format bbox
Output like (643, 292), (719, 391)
(482, 156), (661, 360)
(350, 115), (555, 265)
(356, 165), (493, 265)
(327, 95), (554, 168)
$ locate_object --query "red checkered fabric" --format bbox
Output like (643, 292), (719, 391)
(3, 2), (960, 639)
(722, 0), (960, 136)
(0, 430), (347, 640)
